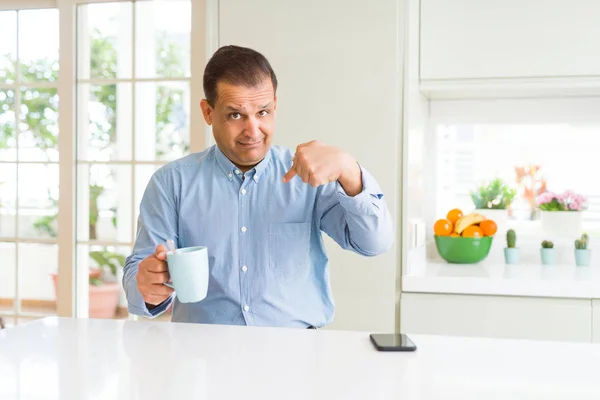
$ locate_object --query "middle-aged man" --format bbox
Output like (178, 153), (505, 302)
(123, 45), (394, 328)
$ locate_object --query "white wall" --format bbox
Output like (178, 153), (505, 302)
(219, 0), (403, 332)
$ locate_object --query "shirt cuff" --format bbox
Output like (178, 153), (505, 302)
(128, 294), (173, 318)
(145, 295), (174, 317)
(335, 164), (384, 216)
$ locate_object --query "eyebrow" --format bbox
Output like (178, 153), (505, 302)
(224, 102), (272, 113)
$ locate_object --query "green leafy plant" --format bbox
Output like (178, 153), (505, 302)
(541, 240), (554, 249)
(471, 178), (517, 210)
(575, 233), (589, 250)
(506, 229), (516, 248)
(88, 250), (126, 286)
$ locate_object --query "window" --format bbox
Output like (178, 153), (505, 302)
(425, 97), (600, 239)
(0, 0), (208, 326)
(435, 123), (600, 234)
(75, 1), (191, 319)
(0, 8), (60, 326)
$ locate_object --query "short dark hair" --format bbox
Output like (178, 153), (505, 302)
(203, 45), (278, 106)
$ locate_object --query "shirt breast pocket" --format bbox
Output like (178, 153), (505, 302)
(269, 222), (311, 284)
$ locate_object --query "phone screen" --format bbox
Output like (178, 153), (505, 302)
(370, 333), (417, 351)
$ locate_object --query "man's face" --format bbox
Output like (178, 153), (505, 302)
(200, 79), (276, 171)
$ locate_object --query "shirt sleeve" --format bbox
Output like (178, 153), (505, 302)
(316, 164), (394, 256)
(123, 169), (178, 318)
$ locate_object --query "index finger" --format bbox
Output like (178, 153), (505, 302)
(282, 165), (297, 183)
(155, 244), (168, 260)
(146, 258), (169, 273)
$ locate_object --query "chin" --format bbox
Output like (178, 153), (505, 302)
(236, 147), (267, 164)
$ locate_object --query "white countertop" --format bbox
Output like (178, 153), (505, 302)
(403, 261), (600, 299)
(1, 317), (600, 399)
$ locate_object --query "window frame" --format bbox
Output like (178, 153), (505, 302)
(1, 0), (217, 321)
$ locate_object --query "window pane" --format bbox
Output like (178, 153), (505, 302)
(135, 81), (190, 161)
(18, 9), (59, 83)
(19, 87), (59, 162)
(18, 243), (57, 315)
(0, 164), (16, 238)
(135, 1), (191, 79)
(0, 89), (17, 161)
(18, 164), (59, 239)
(78, 2), (133, 80)
(436, 123), (600, 234)
(0, 243), (16, 314)
(77, 164), (132, 243)
(77, 244), (130, 319)
(78, 83), (132, 161)
(0, 11), (17, 84)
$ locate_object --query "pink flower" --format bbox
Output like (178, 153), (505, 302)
(535, 191), (558, 206)
(539, 190), (588, 211)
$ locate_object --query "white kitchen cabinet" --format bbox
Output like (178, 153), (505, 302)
(401, 293), (592, 342)
(420, 0), (600, 81)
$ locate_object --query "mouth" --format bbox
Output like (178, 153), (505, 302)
(237, 140), (263, 149)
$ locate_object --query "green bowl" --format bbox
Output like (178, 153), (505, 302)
(434, 235), (493, 264)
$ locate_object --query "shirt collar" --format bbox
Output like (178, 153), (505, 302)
(214, 145), (272, 182)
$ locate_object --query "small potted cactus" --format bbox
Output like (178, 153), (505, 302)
(574, 233), (591, 266)
(504, 229), (519, 264)
(540, 240), (557, 265)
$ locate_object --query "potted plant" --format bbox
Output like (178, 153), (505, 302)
(540, 240), (557, 265)
(470, 178), (517, 232)
(514, 165), (547, 221)
(503, 229), (519, 264)
(574, 233), (591, 267)
(536, 190), (587, 237)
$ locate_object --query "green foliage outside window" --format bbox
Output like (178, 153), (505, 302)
(0, 28), (188, 285)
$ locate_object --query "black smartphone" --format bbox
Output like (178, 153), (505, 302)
(369, 333), (417, 352)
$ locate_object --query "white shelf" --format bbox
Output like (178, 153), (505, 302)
(403, 260), (600, 299)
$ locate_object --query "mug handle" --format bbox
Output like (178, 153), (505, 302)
(163, 282), (175, 289)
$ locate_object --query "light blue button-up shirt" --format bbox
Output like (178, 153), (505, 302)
(123, 144), (393, 328)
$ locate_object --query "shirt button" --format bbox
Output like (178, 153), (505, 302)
(241, 189), (247, 195)
(235, 170), (241, 175)
(241, 265), (248, 272)
(243, 305), (249, 312)
(228, 173), (232, 179)
(241, 226), (247, 233)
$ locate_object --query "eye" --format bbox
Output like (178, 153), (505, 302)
(258, 110), (269, 117)
(229, 112), (241, 120)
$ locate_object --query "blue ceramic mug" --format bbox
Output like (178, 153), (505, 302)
(164, 246), (209, 303)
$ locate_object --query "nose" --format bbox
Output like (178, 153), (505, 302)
(242, 116), (262, 141)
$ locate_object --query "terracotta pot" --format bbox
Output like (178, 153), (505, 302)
(89, 282), (121, 318)
(51, 273), (121, 318)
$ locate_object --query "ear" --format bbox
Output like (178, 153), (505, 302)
(273, 95), (277, 111)
(200, 99), (213, 125)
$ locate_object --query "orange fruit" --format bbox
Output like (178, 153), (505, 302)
(450, 233), (460, 237)
(480, 220), (497, 236)
(446, 208), (463, 225)
(434, 219), (453, 236)
(462, 225), (483, 238)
